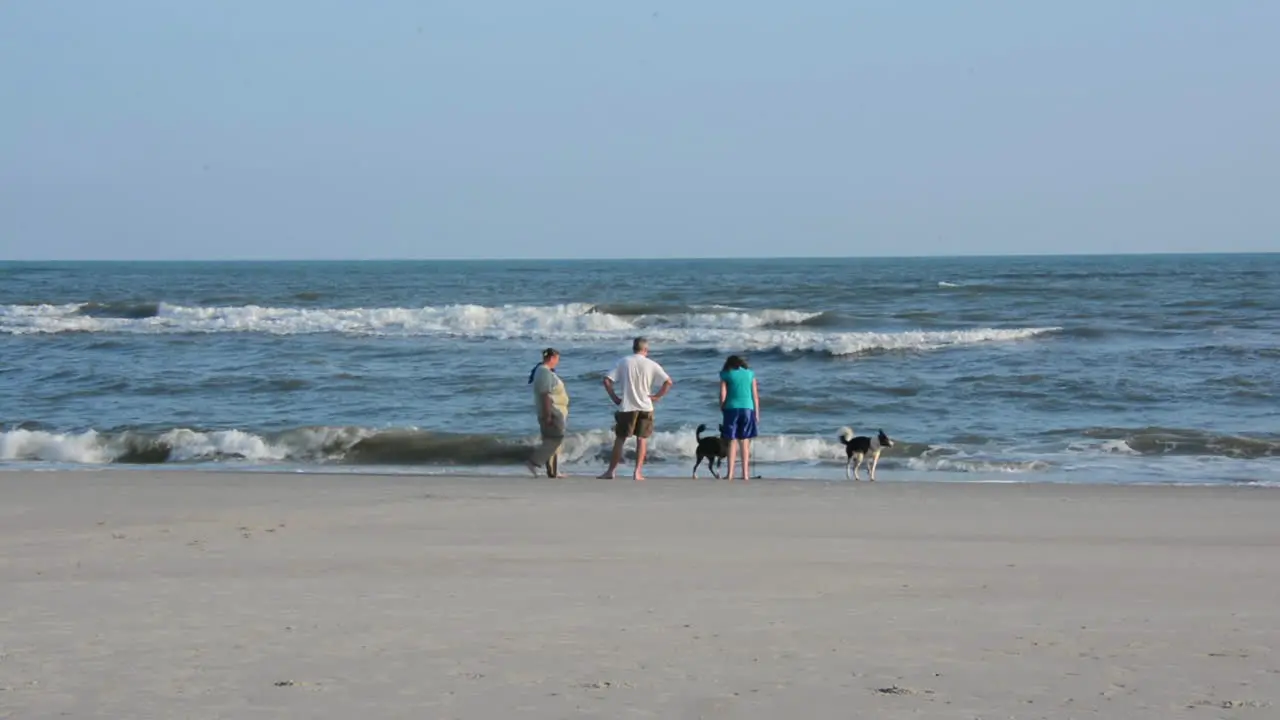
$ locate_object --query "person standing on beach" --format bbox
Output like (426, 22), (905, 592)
(599, 337), (673, 481)
(719, 354), (759, 481)
(527, 348), (569, 477)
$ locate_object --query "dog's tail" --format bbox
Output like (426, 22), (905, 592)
(696, 423), (708, 440)
(838, 426), (855, 444)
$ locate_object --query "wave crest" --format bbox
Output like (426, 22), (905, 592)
(0, 301), (1057, 356)
(3, 424), (1277, 471)
(1, 302), (818, 335)
(0, 425), (853, 466)
(1073, 427), (1280, 459)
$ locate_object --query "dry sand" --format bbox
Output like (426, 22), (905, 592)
(1, 470), (1277, 719)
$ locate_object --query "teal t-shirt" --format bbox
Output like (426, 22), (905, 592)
(720, 368), (755, 410)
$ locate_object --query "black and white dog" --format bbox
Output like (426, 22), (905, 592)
(837, 427), (894, 481)
(692, 423), (728, 478)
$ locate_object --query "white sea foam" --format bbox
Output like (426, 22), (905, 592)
(0, 425), (851, 466)
(1065, 438), (1142, 455)
(0, 426), (369, 465)
(667, 326), (1058, 356)
(0, 302), (1058, 356)
(156, 428), (291, 463)
(0, 302), (816, 335)
(656, 309), (823, 329)
(4, 426), (1276, 487)
(0, 428), (114, 464)
(556, 426), (848, 466)
(1097, 439), (1140, 455)
(905, 456), (1051, 473)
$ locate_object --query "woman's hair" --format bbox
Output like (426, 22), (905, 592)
(722, 354), (748, 372)
(530, 348), (560, 384)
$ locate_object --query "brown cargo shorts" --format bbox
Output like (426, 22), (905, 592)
(614, 411), (655, 439)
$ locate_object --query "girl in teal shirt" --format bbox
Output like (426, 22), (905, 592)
(719, 355), (760, 481)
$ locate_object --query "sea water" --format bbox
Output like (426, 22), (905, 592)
(2, 255), (1277, 485)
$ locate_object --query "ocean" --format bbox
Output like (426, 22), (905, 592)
(2, 255), (1278, 485)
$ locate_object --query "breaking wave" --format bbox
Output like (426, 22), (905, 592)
(0, 425), (853, 467)
(0, 302), (1057, 357)
(588, 303), (824, 328)
(3, 424), (1276, 469)
(1065, 427), (1280, 459)
(717, 327), (1056, 357)
(77, 301), (163, 319)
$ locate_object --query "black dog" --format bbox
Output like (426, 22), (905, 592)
(692, 423), (728, 478)
(837, 427), (894, 481)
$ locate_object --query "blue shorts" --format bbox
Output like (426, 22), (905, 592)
(721, 408), (757, 440)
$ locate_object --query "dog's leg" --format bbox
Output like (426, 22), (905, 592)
(852, 453), (865, 481)
(869, 449), (881, 481)
(711, 456), (721, 479)
(692, 454), (703, 479)
(845, 456), (853, 481)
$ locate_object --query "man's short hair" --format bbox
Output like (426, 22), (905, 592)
(632, 337), (649, 353)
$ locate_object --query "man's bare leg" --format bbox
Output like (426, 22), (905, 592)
(598, 436), (626, 479)
(741, 438), (751, 481)
(726, 439), (739, 482)
(633, 437), (648, 481)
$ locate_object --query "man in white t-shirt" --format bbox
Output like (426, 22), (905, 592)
(598, 336), (673, 481)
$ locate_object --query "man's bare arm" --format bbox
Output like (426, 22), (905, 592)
(603, 376), (621, 405)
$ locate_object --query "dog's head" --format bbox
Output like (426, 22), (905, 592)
(877, 429), (893, 448)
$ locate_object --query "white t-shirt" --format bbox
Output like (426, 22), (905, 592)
(606, 354), (671, 413)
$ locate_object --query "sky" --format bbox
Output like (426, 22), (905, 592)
(2, 1), (1277, 261)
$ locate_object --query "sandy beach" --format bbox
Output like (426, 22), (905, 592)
(1, 471), (1276, 719)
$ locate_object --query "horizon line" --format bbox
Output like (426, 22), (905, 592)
(3, 250), (1277, 263)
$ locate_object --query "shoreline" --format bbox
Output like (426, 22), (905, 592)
(4, 462), (1279, 489)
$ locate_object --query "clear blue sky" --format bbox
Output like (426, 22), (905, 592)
(2, 1), (1277, 260)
